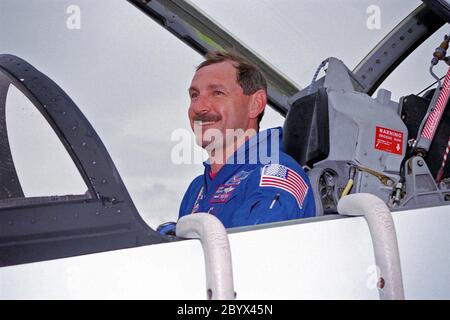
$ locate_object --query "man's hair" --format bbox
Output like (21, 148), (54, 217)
(197, 50), (267, 126)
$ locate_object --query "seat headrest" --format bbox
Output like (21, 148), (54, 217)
(283, 88), (330, 168)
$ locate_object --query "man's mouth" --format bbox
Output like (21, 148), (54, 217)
(193, 116), (221, 129)
(197, 120), (217, 126)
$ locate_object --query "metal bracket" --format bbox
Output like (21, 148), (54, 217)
(401, 156), (449, 206)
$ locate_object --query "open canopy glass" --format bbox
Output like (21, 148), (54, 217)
(190, 0), (422, 88)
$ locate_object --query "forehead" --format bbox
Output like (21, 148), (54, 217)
(191, 60), (238, 86)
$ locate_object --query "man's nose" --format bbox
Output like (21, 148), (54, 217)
(191, 94), (212, 114)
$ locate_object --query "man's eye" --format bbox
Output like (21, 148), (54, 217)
(214, 91), (224, 96)
(190, 92), (198, 99)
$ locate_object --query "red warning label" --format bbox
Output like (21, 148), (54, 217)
(374, 126), (403, 155)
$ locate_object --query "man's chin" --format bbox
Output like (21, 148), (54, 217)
(193, 126), (223, 147)
(202, 139), (224, 150)
(194, 135), (224, 151)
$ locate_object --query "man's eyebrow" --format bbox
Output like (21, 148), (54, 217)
(208, 84), (226, 91)
(188, 86), (198, 93)
(188, 84), (227, 93)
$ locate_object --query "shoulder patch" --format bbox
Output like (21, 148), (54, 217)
(259, 164), (309, 208)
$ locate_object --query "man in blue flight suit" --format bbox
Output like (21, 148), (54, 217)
(158, 50), (315, 235)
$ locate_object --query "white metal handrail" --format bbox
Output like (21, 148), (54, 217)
(176, 213), (235, 300)
(338, 193), (405, 300)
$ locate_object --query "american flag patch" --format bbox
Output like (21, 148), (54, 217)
(259, 164), (309, 208)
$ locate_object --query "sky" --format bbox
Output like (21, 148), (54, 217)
(1, 0), (447, 228)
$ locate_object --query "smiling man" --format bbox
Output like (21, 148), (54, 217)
(159, 50), (315, 234)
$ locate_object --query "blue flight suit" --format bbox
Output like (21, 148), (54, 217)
(177, 127), (316, 228)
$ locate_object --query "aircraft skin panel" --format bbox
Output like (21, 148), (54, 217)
(394, 207), (450, 299)
(0, 204), (448, 299)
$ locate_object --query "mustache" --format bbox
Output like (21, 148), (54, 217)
(193, 114), (222, 122)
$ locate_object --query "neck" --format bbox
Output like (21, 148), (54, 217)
(210, 162), (224, 175)
(208, 128), (258, 174)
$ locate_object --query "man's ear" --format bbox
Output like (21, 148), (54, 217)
(248, 89), (267, 120)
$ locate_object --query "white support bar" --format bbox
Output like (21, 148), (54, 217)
(176, 213), (235, 300)
(338, 193), (405, 300)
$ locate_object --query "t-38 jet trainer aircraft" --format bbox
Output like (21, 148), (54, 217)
(0, 0), (449, 299)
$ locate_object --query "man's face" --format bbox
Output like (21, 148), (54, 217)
(188, 60), (252, 149)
